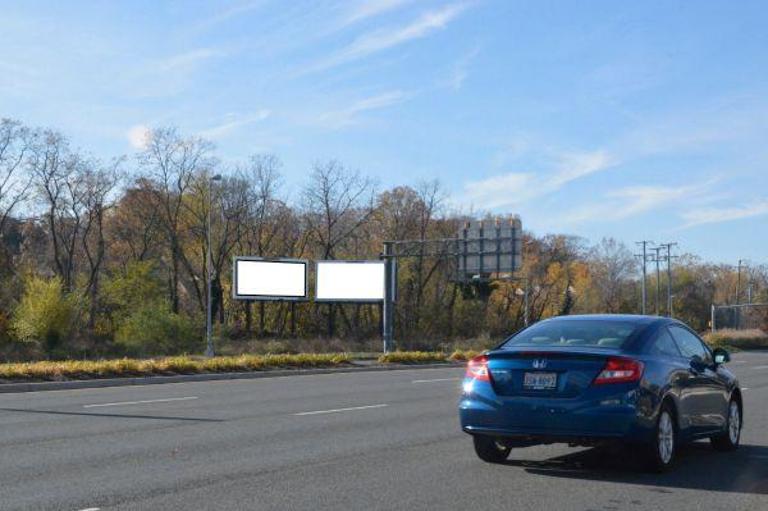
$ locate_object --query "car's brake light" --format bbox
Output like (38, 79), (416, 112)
(466, 355), (490, 382)
(593, 357), (644, 385)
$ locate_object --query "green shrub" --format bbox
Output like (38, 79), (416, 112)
(114, 302), (200, 356)
(11, 275), (77, 355)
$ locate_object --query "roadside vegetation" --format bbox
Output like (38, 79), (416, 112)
(1, 119), (767, 364)
(703, 329), (768, 351)
(0, 353), (353, 382)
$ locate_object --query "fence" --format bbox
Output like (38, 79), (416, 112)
(711, 303), (768, 332)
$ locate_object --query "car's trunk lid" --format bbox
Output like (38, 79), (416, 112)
(486, 348), (615, 398)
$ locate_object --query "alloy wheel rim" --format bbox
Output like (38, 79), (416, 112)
(728, 402), (740, 444)
(658, 412), (674, 464)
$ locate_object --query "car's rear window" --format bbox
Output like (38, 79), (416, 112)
(501, 319), (642, 349)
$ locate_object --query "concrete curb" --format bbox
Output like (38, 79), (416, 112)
(0, 362), (464, 394)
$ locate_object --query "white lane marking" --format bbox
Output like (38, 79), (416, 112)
(293, 404), (388, 416)
(741, 387), (750, 391)
(752, 365), (768, 370)
(83, 396), (198, 408)
(77, 508), (100, 511)
(412, 377), (461, 383)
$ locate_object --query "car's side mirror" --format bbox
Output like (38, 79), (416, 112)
(713, 348), (730, 365)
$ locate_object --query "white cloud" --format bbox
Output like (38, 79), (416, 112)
(313, 90), (410, 129)
(190, 1), (266, 33)
(458, 149), (615, 211)
(154, 48), (222, 72)
(127, 124), (151, 149)
(558, 180), (716, 226)
(304, 2), (469, 74)
(680, 199), (768, 228)
(343, 0), (412, 26)
(199, 110), (271, 140)
(444, 45), (480, 90)
(463, 173), (534, 209)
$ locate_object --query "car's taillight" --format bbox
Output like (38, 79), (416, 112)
(593, 357), (644, 385)
(466, 355), (490, 382)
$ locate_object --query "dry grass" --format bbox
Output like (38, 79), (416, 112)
(703, 329), (768, 350)
(377, 350), (477, 364)
(0, 353), (352, 382)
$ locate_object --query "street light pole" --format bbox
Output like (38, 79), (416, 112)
(206, 173), (223, 358)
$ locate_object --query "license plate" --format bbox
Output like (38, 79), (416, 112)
(523, 372), (557, 390)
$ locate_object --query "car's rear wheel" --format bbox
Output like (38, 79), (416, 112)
(473, 435), (511, 463)
(646, 404), (676, 472)
(711, 398), (741, 451)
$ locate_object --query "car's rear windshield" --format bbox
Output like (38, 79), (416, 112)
(501, 319), (642, 349)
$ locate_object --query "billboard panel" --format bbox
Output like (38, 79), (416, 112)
(233, 257), (308, 300)
(315, 261), (385, 302)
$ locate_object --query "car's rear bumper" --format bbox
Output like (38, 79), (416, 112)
(459, 380), (653, 443)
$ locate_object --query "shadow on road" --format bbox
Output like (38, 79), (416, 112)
(504, 442), (768, 495)
(0, 407), (224, 422)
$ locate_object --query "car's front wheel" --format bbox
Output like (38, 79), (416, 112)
(646, 404), (676, 472)
(711, 398), (741, 451)
(473, 435), (511, 463)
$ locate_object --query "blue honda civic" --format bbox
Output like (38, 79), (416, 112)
(459, 314), (742, 472)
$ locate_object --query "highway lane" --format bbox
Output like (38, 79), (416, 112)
(0, 352), (767, 511)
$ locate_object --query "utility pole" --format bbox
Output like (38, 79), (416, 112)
(651, 246), (663, 316)
(635, 241), (653, 315)
(659, 242), (678, 317)
(736, 259), (744, 305)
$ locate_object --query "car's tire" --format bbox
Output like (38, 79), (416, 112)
(646, 403), (677, 473)
(473, 435), (511, 463)
(711, 398), (741, 452)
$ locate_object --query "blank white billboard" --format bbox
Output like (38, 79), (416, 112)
(315, 261), (385, 302)
(233, 258), (308, 300)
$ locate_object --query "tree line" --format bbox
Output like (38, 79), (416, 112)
(1, 118), (766, 360)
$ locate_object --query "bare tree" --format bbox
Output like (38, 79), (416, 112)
(138, 127), (213, 313)
(0, 119), (34, 235)
(302, 160), (376, 337)
(588, 237), (637, 313)
(81, 159), (121, 331)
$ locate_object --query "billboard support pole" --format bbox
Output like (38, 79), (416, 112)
(382, 241), (395, 354)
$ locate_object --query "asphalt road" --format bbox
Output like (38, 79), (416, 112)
(1, 352), (767, 511)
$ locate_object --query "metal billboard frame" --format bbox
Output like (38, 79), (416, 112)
(232, 256), (309, 301)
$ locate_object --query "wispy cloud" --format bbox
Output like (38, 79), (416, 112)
(342, 0), (413, 26)
(443, 45), (480, 90)
(460, 149), (615, 210)
(153, 48), (223, 73)
(188, 1), (266, 33)
(680, 199), (768, 229)
(311, 90), (410, 129)
(303, 2), (470, 74)
(199, 110), (271, 140)
(558, 180), (717, 226)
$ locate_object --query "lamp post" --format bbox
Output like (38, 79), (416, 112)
(206, 173), (223, 358)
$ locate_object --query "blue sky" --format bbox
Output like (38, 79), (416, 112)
(1, 0), (766, 263)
